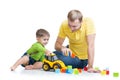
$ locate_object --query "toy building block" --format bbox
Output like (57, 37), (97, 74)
(83, 67), (88, 71)
(113, 72), (119, 77)
(55, 69), (60, 73)
(78, 68), (82, 73)
(60, 68), (66, 73)
(104, 68), (109, 75)
(71, 53), (75, 58)
(94, 67), (99, 70)
(67, 65), (72, 69)
(73, 68), (79, 74)
(106, 70), (109, 75)
(105, 67), (109, 70)
(101, 70), (106, 75)
(66, 69), (73, 74)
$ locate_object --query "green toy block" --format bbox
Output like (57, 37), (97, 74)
(94, 67), (99, 70)
(67, 65), (72, 69)
(113, 72), (119, 77)
(73, 68), (79, 74)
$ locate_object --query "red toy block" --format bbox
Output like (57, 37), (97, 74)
(60, 68), (66, 73)
(106, 70), (109, 75)
(84, 67), (88, 71)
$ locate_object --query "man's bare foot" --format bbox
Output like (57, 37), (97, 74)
(25, 65), (34, 70)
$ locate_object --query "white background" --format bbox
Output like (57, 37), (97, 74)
(0, 0), (120, 80)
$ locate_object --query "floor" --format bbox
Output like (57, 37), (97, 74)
(1, 66), (119, 80)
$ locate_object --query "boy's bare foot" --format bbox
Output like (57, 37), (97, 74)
(25, 65), (34, 70)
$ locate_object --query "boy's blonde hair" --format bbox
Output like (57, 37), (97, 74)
(36, 29), (50, 37)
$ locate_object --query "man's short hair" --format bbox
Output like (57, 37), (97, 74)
(67, 10), (83, 22)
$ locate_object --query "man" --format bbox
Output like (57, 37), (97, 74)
(54, 10), (100, 73)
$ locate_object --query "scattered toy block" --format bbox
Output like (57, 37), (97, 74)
(105, 67), (109, 70)
(66, 69), (73, 74)
(101, 70), (106, 75)
(73, 68), (79, 74)
(60, 68), (66, 73)
(113, 72), (119, 77)
(78, 68), (82, 73)
(55, 69), (60, 73)
(71, 53), (75, 58)
(106, 70), (109, 75)
(67, 65), (72, 69)
(83, 67), (88, 71)
(94, 67), (99, 70)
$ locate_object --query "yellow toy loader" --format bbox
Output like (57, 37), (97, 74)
(42, 53), (67, 71)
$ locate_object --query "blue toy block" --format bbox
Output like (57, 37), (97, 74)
(55, 69), (60, 73)
(66, 69), (73, 74)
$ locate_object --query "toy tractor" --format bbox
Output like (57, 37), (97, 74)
(42, 53), (67, 71)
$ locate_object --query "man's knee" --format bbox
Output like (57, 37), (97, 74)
(53, 51), (63, 57)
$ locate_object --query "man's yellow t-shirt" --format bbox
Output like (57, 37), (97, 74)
(58, 17), (96, 59)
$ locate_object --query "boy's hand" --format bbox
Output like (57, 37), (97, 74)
(45, 49), (51, 56)
(45, 53), (51, 56)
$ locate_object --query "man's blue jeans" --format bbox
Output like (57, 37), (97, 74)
(53, 51), (88, 69)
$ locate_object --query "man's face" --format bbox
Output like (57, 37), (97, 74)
(68, 19), (81, 32)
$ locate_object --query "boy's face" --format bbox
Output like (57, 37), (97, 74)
(37, 36), (49, 46)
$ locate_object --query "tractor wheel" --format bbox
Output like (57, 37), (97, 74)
(42, 63), (50, 71)
(53, 64), (61, 70)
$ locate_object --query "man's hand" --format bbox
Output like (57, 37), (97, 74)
(61, 46), (72, 56)
(87, 67), (101, 73)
